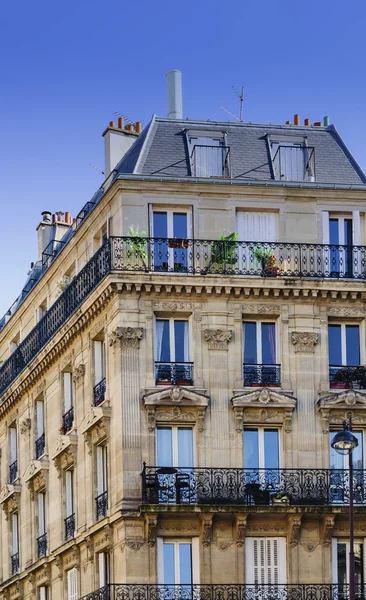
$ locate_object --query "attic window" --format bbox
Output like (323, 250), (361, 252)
(270, 137), (315, 182)
(188, 133), (230, 178)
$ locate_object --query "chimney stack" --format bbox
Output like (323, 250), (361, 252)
(166, 70), (183, 119)
(304, 118), (310, 126)
(294, 114), (300, 126)
(323, 116), (330, 127)
(36, 211), (72, 260)
(102, 118), (141, 177)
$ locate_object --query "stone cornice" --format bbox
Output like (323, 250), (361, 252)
(144, 386), (209, 432)
(317, 390), (366, 433)
(51, 435), (78, 477)
(231, 388), (296, 432)
(79, 406), (111, 454)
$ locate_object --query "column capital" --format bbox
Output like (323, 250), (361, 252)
(291, 332), (318, 353)
(204, 329), (232, 350)
(109, 327), (143, 349)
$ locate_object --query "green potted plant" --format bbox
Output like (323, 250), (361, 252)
(332, 368), (353, 389)
(352, 366), (366, 389)
(253, 245), (279, 276)
(127, 226), (148, 270)
(206, 231), (238, 272)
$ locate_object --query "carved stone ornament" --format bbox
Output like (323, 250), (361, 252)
(9, 580), (23, 599)
(288, 515), (302, 547)
(55, 555), (63, 579)
(51, 435), (77, 478)
(35, 563), (51, 586)
(64, 546), (80, 569)
(24, 460), (49, 498)
(322, 515), (335, 547)
(19, 416), (31, 434)
(0, 484), (21, 520)
(204, 329), (232, 350)
(121, 538), (145, 552)
(147, 515), (158, 547)
(235, 515), (247, 547)
(242, 304), (281, 315)
(201, 516), (213, 546)
(109, 327), (143, 349)
(154, 301), (193, 312)
(144, 386), (209, 433)
(232, 389), (296, 432)
(317, 391), (366, 432)
(94, 525), (113, 552)
(73, 363), (86, 384)
(80, 406), (111, 454)
(327, 306), (365, 318)
(291, 332), (318, 353)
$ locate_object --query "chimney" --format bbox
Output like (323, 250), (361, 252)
(166, 70), (183, 119)
(313, 122), (322, 127)
(323, 116), (330, 127)
(36, 211), (73, 261)
(304, 118), (310, 126)
(294, 114), (300, 126)
(102, 119), (140, 177)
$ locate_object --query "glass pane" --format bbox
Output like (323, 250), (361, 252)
(328, 325), (342, 365)
(337, 543), (347, 586)
(346, 325), (360, 366)
(178, 428), (193, 468)
(174, 321), (188, 363)
(344, 219), (353, 246)
(173, 213), (187, 238)
(179, 543), (192, 585)
(329, 432), (344, 469)
(261, 323), (276, 364)
(157, 428), (173, 466)
(163, 543), (175, 584)
(330, 219), (339, 245)
(153, 212), (168, 237)
(353, 432), (363, 470)
(244, 429), (259, 469)
(355, 543), (364, 587)
(264, 430), (279, 469)
(153, 212), (168, 271)
(156, 320), (170, 362)
(244, 322), (257, 364)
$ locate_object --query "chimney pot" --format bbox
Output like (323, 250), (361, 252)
(323, 116), (330, 127)
(135, 121), (142, 133)
(285, 121), (291, 125)
(313, 122), (322, 127)
(109, 121), (115, 128)
(166, 70), (183, 119)
(65, 211), (71, 224)
(304, 118), (310, 126)
(294, 114), (300, 126)
(126, 123), (134, 132)
(41, 210), (52, 223)
(118, 117), (124, 129)
(52, 214), (56, 223)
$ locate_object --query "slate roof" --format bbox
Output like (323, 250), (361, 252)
(116, 116), (366, 185)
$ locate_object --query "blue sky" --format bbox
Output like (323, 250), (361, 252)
(0, 0), (366, 315)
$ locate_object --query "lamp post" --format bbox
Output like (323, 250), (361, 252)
(331, 419), (358, 600)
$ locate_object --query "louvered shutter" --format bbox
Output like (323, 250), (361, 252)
(246, 537), (286, 585)
(9, 428), (17, 463)
(36, 400), (44, 437)
(237, 212), (278, 242)
(38, 493), (45, 536)
(65, 471), (73, 518)
(67, 568), (78, 600)
(63, 373), (73, 412)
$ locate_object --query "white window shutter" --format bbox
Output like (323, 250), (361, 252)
(65, 471), (73, 517)
(63, 373), (73, 412)
(67, 568), (78, 600)
(9, 428), (17, 463)
(192, 537), (200, 584)
(237, 212), (278, 242)
(12, 513), (18, 554)
(36, 400), (44, 437)
(353, 211), (361, 245)
(39, 587), (47, 600)
(98, 552), (107, 587)
(38, 493), (45, 536)
(96, 447), (105, 496)
(94, 341), (103, 384)
(246, 537), (286, 585)
(322, 211), (330, 244)
(157, 538), (164, 584)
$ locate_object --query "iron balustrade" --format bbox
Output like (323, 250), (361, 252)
(94, 378), (106, 406)
(191, 145), (231, 178)
(11, 552), (19, 575)
(78, 583), (366, 600)
(329, 366), (366, 390)
(155, 362), (194, 386)
(272, 145), (315, 182)
(62, 407), (74, 434)
(2, 237), (366, 402)
(9, 460), (17, 483)
(243, 364), (281, 387)
(65, 513), (75, 540)
(142, 465), (366, 505)
(35, 433), (45, 458)
(37, 533), (47, 558)
(95, 491), (108, 519)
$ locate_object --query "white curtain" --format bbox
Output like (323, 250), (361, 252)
(155, 320), (165, 361)
(157, 428), (173, 466)
(183, 321), (189, 362)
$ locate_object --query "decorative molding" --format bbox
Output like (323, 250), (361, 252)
(80, 406), (111, 454)
(291, 332), (319, 353)
(154, 301), (193, 312)
(232, 389), (296, 432)
(35, 563), (51, 586)
(64, 546), (80, 569)
(9, 581), (23, 599)
(94, 525), (113, 552)
(247, 522), (285, 533)
(327, 306), (365, 317)
(51, 435), (77, 478)
(201, 516), (213, 546)
(242, 304), (281, 315)
(19, 416), (31, 434)
(121, 538), (145, 552)
(159, 522), (200, 532)
(55, 555), (64, 579)
(147, 515), (158, 547)
(235, 515), (247, 547)
(24, 460), (49, 498)
(86, 536), (94, 562)
(300, 540), (320, 553)
(204, 329), (232, 350)
(144, 386), (209, 433)
(318, 391), (366, 432)
(60, 352), (73, 371)
(288, 515), (302, 547)
(216, 540), (233, 551)
(73, 363), (86, 384)
(0, 484), (21, 519)
(109, 327), (143, 349)
(322, 515), (335, 547)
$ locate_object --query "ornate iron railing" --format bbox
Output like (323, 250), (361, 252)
(9, 460), (17, 483)
(243, 364), (281, 387)
(65, 513), (75, 540)
(62, 407), (74, 434)
(142, 465), (366, 505)
(329, 366), (366, 390)
(94, 378), (106, 406)
(96, 491), (108, 519)
(35, 433), (45, 459)
(155, 362), (194, 386)
(79, 583), (366, 600)
(37, 533), (47, 558)
(11, 552), (19, 575)
(191, 145), (231, 178)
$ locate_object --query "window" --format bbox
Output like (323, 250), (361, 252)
(156, 427), (193, 504)
(38, 300), (47, 321)
(244, 428), (280, 470)
(151, 209), (192, 273)
(237, 212), (278, 243)
(98, 552), (110, 587)
(62, 372), (74, 433)
(39, 587), (48, 600)
(67, 567), (78, 600)
(65, 470), (75, 540)
(37, 492), (47, 557)
(93, 340), (106, 406)
(329, 431), (364, 503)
(157, 538), (199, 584)
(188, 134), (229, 177)
(155, 319), (192, 385)
(245, 537), (286, 584)
(9, 426), (17, 483)
(328, 324), (362, 388)
(329, 217), (353, 277)
(243, 321), (279, 386)
(35, 399), (45, 458)
(270, 137), (314, 182)
(11, 513), (19, 575)
(96, 446), (108, 519)
(332, 539), (365, 588)
(10, 332), (20, 354)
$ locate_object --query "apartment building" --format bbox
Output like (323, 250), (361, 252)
(0, 72), (366, 599)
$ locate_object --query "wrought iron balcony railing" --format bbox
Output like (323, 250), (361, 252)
(142, 465), (366, 505)
(62, 407), (74, 434)
(9, 460), (17, 483)
(191, 144), (231, 178)
(94, 378), (106, 406)
(1, 237), (366, 400)
(155, 362), (194, 386)
(96, 491), (108, 519)
(37, 533), (47, 558)
(243, 364), (281, 387)
(79, 583), (366, 600)
(65, 513), (75, 540)
(329, 365), (366, 390)
(11, 552), (19, 575)
(35, 433), (45, 459)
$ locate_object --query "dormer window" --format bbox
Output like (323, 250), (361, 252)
(188, 133), (230, 178)
(270, 136), (315, 182)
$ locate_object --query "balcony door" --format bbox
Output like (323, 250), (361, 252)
(332, 539), (364, 592)
(244, 428), (280, 495)
(245, 537), (286, 585)
(328, 324), (361, 388)
(329, 217), (354, 277)
(155, 319), (191, 385)
(237, 212), (278, 274)
(151, 209), (191, 273)
(156, 427), (193, 503)
(243, 321), (278, 386)
(157, 538), (199, 586)
(329, 431), (364, 503)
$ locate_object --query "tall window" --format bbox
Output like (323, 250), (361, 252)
(65, 470), (75, 540)
(188, 135), (228, 177)
(35, 399), (45, 458)
(67, 567), (78, 600)
(329, 217), (353, 277)
(96, 446), (108, 519)
(156, 427), (193, 504)
(271, 139), (314, 182)
(37, 492), (47, 557)
(98, 552), (110, 587)
(157, 538), (199, 584)
(328, 324), (362, 388)
(332, 539), (364, 588)
(155, 319), (192, 385)
(245, 537), (286, 584)
(244, 428), (280, 470)
(9, 426), (17, 483)
(152, 209), (191, 273)
(329, 431), (364, 503)
(39, 587), (48, 600)
(243, 321), (279, 386)
(93, 340), (106, 406)
(11, 513), (19, 575)
(62, 372), (74, 434)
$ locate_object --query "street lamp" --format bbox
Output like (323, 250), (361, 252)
(331, 419), (359, 600)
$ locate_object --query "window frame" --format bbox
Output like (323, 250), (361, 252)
(154, 316), (192, 363)
(157, 537), (200, 585)
(243, 319), (279, 365)
(331, 538), (366, 585)
(243, 426), (282, 470)
(156, 425), (195, 467)
(328, 322), (364, 366)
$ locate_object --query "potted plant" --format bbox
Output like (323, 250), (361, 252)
(271, 491), (291, 505)
(127, 226), (148, 270)
(332, 368), (353, 389)
(168, 238), (190, 249)
(352, 366), (366, 389)
(205, 231), (239, 272)
(253, 246), (279, 276)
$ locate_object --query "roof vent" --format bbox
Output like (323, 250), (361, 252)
(166, 70), (183, 120)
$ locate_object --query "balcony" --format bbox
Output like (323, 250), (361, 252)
(62, 407), (74, 434)
(95, 491), (108, 519)
(329, 366), (366, 390)
(9, 460), (17, 483)
(191, 145), (231, 178)
(35, 433), (45, 459)
(11, 552), (19, 575)
(94, 378), (106, 406)
(155, 362), (194, 386)
(37, 533), (47, 558)
(64, 513), (75, 540)
(142, 465), (366, 505)
(243, 364), (281, 387)
(79, 584), (365, 600)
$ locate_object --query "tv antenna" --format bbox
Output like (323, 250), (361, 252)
(89, 163), (105, 175)
(219, 85), (244, 122)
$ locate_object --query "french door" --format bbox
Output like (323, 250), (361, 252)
(332, 539), (364, 595)
(329, 217), (353, 277)
(157, 538), (199, 586)
(152, 209), (191, 272)
(329, 431), (364, 503)
(237, 212), (278, 273)
(245, 537), (286, 585)
(156, 427), (193, 503)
